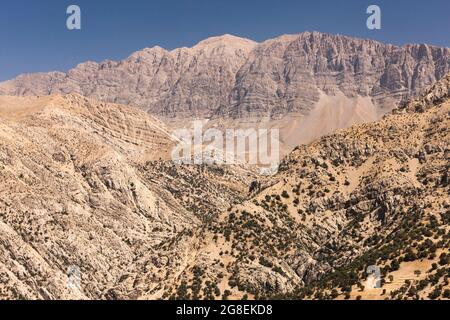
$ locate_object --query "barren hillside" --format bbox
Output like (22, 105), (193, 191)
(1, 32), (449, 153)
(0, 94), (257, 299)
(0, 74), (448, 300)
(162, 74), (450, 300)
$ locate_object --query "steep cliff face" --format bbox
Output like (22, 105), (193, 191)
(0, 35), (256, 118)
(1, 32), (449, 120)
(162, 74), (450, 301)
(227, 32), (450, 118)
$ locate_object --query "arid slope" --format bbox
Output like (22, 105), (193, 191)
(162, 74), (450, 300)
(0, 74), (449, 300)
(0, 94), (256, 299)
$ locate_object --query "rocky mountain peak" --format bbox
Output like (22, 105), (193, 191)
(192, 34), (257, 53)
(399, 72), (450, 113)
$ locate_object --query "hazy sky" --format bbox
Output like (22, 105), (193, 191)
(1, 0), (449, 81)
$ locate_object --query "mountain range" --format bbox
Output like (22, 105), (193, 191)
(1, 32), (449, 151)
(0, 32), (449, 300)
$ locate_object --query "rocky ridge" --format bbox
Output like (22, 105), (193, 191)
(1, 32), (449, 120)
(0, 68), (449, 301)
(160, 74), (450, 300)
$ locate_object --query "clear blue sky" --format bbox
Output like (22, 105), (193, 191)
(1, 0), (449, 81)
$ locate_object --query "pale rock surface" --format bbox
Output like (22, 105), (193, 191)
(1, 32), (448, 121)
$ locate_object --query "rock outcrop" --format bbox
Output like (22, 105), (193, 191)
(0, 38), (449, 300)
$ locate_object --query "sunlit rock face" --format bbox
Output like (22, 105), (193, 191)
(1, 32), (449, 120)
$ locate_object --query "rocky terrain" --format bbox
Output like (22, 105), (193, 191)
(2, 32), (449, 119)
(0, 72), (448, 300)
(1, 32), (449, 151)
(158, 74), (450, 300)
(0, 94), (258, 299)
(0, 34), (449, 300)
